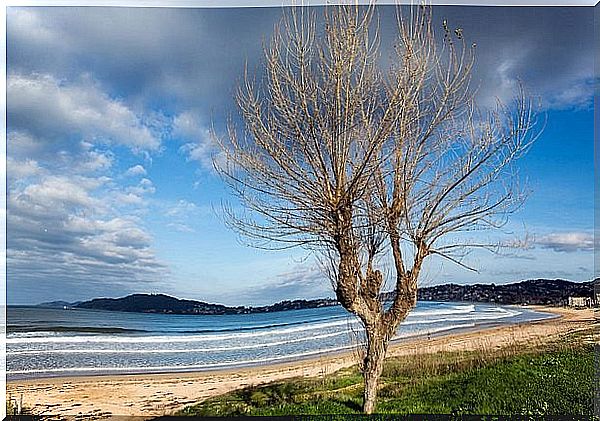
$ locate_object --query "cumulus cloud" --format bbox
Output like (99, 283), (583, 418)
(7, 173), (167, 301)
(76, 149), (113, 173)
(172, 111), (223, 170)
(162, 199), (205, 234)
(129, 178), (156, 195)
(535, 232), (594, 253)
(166, 199), (199, 217)
(6, 72), (166, 302)
(125, 164), (147, 177)
(7, 158), (42, 180)
(7, 73), (161, 156)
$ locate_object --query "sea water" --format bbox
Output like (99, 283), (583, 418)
(7, 302), (555, 380)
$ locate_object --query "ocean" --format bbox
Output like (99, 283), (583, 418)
(7, 302), (555, 380)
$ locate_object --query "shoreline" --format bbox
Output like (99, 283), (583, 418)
(7, 306), (595, 418)
(7, 303), (555, 382)
(7, 319), (553, 382)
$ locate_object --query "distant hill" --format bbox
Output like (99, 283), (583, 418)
(384, 278), (597, 306)
(73, 293), (338, 315)
(39, 278), (597, 314)
(37, 300), (82, 309)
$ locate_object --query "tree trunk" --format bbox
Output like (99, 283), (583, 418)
(363, 324), (389, 414)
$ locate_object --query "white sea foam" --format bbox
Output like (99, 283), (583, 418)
(403, 309), (520, 325)
(408, 304), (476, 317)
(8, 344), (359, 375)
(8, 331), (349, 355)
(7, 318), (361, 344)
(7, 306), (520, 345)
(8, 322), (477, 375)
(393, 322), (476, 339)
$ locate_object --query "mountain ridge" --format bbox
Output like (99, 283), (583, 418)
(37, 278), (598, 314)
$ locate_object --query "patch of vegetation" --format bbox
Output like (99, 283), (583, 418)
(176, 326), (596, 418)
(376, 345), (594, 416)
(6, 395), (28, 416)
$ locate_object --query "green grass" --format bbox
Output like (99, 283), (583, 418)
(176, 330), (596, 417)
(377, 346), (595, 416)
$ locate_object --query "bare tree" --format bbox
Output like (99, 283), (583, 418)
(215, 4), (539, 414)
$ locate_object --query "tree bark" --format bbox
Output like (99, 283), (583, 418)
(362, 323), (388, 414)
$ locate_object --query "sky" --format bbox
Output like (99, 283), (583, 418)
(6, 4), (596, 305)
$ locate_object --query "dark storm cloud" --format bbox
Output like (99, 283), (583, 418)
(8, 6), (594, 114)
(431, 6), (595, 109)
(8, 6), (594, 166)
(7, 7), (280, 113)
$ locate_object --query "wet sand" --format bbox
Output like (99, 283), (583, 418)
(7, 306), (595, 419)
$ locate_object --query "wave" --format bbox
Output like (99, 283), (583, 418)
(393, 322), (476, 340)
(7, 307), (519, 345)
(7, 322), (478, 376)
(7, 331), (349, 355)
(402, 309), (520, 326)
(8, 322), (477, 357)
(7, 344), (358, 375)
(409, 304), (476, 317)
(7, 326), (148, 334)
(173, 315), (348, 334)
(6, 318), (362, 344)
(7, 316), (345, 336)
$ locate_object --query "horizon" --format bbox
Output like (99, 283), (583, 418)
(27, 277), (597, 308)
(7, 5), (594, 305)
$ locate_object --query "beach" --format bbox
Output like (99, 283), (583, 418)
(7, 306), (595, 419)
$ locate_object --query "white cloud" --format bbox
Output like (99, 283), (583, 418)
(5, 70), (167, 301)
(7, 141), (164, 301)
(125, 164), (147, 177)
(8, 8), (59, 47)
(19, 175), (101, 210)
(8, 73), (161, 154)
(113, 192), (145, 206)
(5, 66), (169, 302)
(165, 199), (199, 217)
(7, 158), (42, 180)
(76, 149), (113, 173)
(167, 222), (195, 233)
(162, 200), (202, 235)
(8, 131), (42, 159)
(140, 178), (153, 188)
(8, 175), (167, 293)
(535, 232), (594, 253)
(127, 178), (156, 196)
(173, 111), (219, 170)
(545, 77), (596, 110)
(172, 111), (209, 140)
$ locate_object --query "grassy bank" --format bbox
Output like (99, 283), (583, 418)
(176, 327), (596, 417)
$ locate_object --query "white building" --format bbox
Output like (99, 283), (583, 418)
(568, 296), (592, 307)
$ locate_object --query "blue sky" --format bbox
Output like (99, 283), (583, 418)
(6, 5), (596, 305)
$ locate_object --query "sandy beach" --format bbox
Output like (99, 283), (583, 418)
(7, 306), (596, 419)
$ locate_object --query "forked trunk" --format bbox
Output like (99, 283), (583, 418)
(363, 324), (389, 414)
